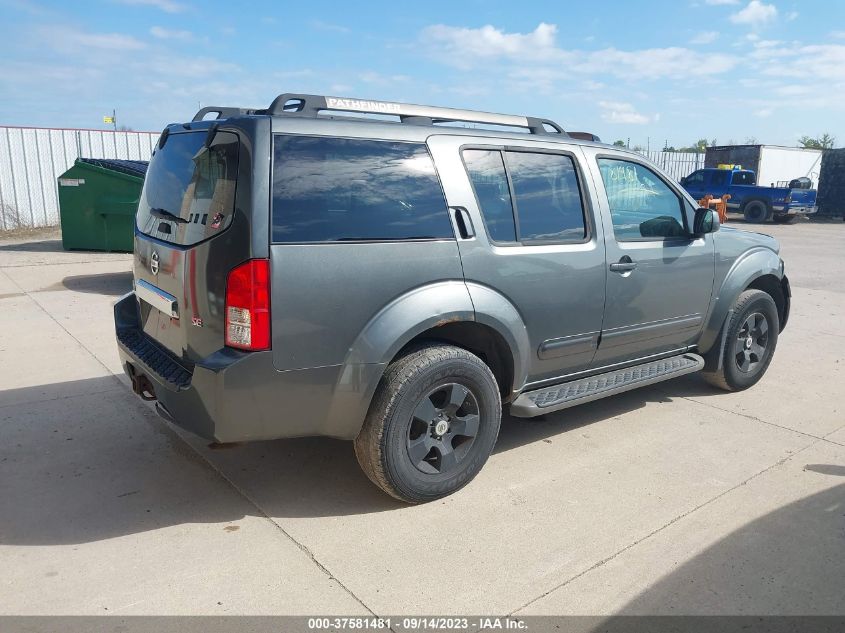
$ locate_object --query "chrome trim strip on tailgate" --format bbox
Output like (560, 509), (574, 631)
(135, 279), (179, 318)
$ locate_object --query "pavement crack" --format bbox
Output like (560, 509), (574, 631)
(183, 449), (378, 616)
(654, 382), (842, 447)
(511, 439), (821, 616)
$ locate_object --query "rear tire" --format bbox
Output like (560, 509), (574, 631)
(773, 214), (799, 224)
(743, 201), (770, 223)
(354, 344), (502, 503)
(702, 289), (779, 391)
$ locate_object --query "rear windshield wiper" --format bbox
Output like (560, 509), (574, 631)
(150, 207), (189, 224)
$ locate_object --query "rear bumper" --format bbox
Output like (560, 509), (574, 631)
(114, 292), (374, 442)
(772, 204), (817, 215)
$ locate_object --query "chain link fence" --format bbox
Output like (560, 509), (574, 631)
(0, 126), (158, 230)
(0, 125), (706, 231)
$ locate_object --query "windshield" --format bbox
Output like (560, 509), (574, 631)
(136, 130), (239, 246)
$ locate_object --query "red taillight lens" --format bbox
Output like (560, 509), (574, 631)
(225, 259), (271, 351)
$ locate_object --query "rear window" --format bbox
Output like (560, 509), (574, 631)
(272, 136), (453, 243)
(136, 130), (239, 246)
(732, 171), (756, 186)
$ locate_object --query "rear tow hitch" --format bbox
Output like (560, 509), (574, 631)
(127, 364), (157, 401)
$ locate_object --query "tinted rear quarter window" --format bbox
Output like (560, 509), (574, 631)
(272, 136), (453, 242)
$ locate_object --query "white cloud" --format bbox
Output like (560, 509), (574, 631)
(786, 11), (799, 21)
(764, 44), (845, 80)
(40, 25), (146, 52)
(420, 23), (736, 79)
(755, 107), (774, 117)
(730, 1), (778, 28)
(359, 71), (410, 84)
(691, 31), (720, 44)
(114, 0), (186, 12)
(150, 26), (193, 41)
(705, 0), (740, 4)
(310, 20), (351, 34)
(599, 101), (652, 125)
(422, 23), (560, 67)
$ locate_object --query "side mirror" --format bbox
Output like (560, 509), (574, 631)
(693, 207), (719, 236)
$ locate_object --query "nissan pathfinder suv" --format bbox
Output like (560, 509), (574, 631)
(114, 93), (791, 503)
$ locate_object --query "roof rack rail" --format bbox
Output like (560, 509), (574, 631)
(265, 93), (567, 136)
(192, 106), (257, 122)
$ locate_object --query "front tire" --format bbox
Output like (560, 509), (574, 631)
(354, 344), (502, 503)
(703, 290), (779, 391)
(743, 201), (770, 223)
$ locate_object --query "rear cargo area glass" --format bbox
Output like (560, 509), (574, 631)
(136, 131), (239, 246)
(271, 136), (452, 242)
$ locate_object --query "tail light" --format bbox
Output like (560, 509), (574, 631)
(225, 259), (271, 350)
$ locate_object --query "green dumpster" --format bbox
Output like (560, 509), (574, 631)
(58, 158), (147, 252)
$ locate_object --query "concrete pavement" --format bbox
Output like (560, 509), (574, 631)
(0, 223), (843, 615)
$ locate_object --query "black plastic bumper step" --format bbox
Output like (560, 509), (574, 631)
(116, 327), (192, 390)
(510, 353), (704, 417)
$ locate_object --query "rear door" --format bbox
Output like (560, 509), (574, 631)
(427, 135), (607, 384)
(682, 169), (710, 199)
(133, 128), (245, 365)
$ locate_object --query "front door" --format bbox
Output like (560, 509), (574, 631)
(584, 150), (716, 366)
(427, 136), (607, 385)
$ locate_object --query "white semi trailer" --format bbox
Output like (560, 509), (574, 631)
(705, 145), (823, 188)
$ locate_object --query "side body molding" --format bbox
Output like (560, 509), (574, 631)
(697, 247), (783, 354)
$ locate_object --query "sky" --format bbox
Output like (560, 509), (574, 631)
(1, 0), (843, 148)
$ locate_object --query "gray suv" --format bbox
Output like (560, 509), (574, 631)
(115, 93), (790, 503)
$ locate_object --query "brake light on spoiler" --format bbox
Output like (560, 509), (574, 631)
(225, 259), (271, 351)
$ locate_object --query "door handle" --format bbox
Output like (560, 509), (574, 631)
(609, 256), (637, 273)
(450, 206), (475, 239)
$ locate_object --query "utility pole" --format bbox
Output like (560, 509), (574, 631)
(112, 109), (117, 132)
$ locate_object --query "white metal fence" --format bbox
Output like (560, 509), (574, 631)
(0, 126), (158, 230)
(0, 124), (707, 231)
(635, 150), (705, 182)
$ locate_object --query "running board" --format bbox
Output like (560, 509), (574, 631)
(510, 353), (704, 418)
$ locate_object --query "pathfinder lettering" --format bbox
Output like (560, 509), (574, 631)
(327, 97), (402, 113)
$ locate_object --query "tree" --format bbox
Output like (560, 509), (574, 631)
(612, 140), (626, 147)
(798, 133), (835, 149)
(744, 136), (758, 145)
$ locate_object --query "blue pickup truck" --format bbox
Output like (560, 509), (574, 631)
(681, 168), (817, 223)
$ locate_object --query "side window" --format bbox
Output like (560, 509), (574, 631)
(685, 170), (707, 186)
(463, 149), (517, 242)
(272, 136), (453, 242)
(710, 170), (730, 186)
(505, 151), (587, 242)
(597, 158), (687, 241)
